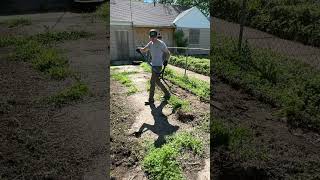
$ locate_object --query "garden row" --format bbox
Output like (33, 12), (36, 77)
(211, 0), (320, 47)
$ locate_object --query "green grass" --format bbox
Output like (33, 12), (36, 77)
(212, 32), (320, 131)
(0, 18), (31, 28)
(31, 31), (94, 44)
(140, 63), (210, 101)
(168, 95), (190, 112)
(111, 71), (139, 95)
(7, 40), (70, 80)
(169, 55), (210, 76)
(211, 118), (267, 160)
(47, 82), (88, 106)
(1, 31), (93, 80)
(143, 132), (203, 180)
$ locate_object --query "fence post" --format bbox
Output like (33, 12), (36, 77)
(238, 0), (247, 52)
(185, 49), (188, 77)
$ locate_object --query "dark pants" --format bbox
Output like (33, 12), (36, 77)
(149, 66), (170, 101)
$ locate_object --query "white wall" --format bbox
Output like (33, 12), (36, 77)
(173, 7), (210, 29)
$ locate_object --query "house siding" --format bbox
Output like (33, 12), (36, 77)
(134, 27), (174, 48)
(177, 27), (210, 55)
(110, 25), (135, 63)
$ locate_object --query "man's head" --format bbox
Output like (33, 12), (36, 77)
(149, 29), (158, 42)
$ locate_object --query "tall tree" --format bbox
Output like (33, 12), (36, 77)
(175, 0), (209, 16)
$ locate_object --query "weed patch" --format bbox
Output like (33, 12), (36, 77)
(111, 71), (139, 95)
(0, 18), (31, 28)
(143, 132), (203, 180)
(212, 32), (320, 131)
(47, 82), (88, 106)
(168, 95), (190, 113)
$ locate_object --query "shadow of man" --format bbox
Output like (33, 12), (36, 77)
(134, 100), (179, 147)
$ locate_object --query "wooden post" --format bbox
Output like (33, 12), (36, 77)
(238, 0), (247, 52)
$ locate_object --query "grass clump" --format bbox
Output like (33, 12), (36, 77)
(32, 31), (94, 44)
(211, 119), (265, 160)
(47, 82), (88, 106)
(143, 132), (203, 180)
(1, 30), (93, 80)
(168, 95), (190, 112)
(8, 41), (70, 80)
(0, 18), (31, 28)
(111, 71), (139, 95)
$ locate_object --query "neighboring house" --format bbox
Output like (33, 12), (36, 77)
(110, 0), (210, 64)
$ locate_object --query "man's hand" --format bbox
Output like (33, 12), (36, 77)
(163, 60), (168, 66)
(136, 48), (141, 54)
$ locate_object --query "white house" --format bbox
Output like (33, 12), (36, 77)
(110, 0), (210, 64)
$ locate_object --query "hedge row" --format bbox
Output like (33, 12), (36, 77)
(211, 0), (320, 47)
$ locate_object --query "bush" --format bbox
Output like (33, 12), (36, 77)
(211, 0), (320, 47)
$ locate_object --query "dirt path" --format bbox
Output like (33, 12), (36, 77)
(212, 74), (320, 179)
(0, 11), (108, 179)
(211, 17), (320, 69)
(111, 65), (210, 180)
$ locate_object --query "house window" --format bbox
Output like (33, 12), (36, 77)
(189, 29), (200, 44)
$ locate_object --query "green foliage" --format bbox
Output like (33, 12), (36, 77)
(175, 0), (209, 16)
(143, 132), (203, 179)
(32, 31), (94, 44)
(140, 62), (209, 100)
(211, 0), (320, 47)
(111, 71), (139, 95)
(169, 55), (210, 76)
(95, 2), (110, 20)
(167, 132), (204, 155)
(0, 18), (31, 28)
(0, 30), (93, 80)
(143, 145), (183, 180)
(174, 30), (188, 54)
(47, 83), (88, 106)
(212, 32), (320, 131)
(211, 119), (259, 158)
(168, 95), (190, 112)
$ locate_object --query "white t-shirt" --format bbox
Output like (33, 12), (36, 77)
(145, 39), (167, 66)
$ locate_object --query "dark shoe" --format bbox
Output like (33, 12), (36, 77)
(163, 94), (171, 100)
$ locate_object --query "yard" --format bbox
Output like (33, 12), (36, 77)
(0, 3), (109, 179)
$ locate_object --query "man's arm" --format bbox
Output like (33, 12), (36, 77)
(140, 42), (151, 53)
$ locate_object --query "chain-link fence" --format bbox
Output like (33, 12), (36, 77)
(135, 46), (210, 78)
(211, 0), (320, 69)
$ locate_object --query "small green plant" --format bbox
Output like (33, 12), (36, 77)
(168, 95), (190, 112)
(0, 18), (32, 28)
(47, 82), (89, 106)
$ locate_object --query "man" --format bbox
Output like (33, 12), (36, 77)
(140, 29), (171, 104)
